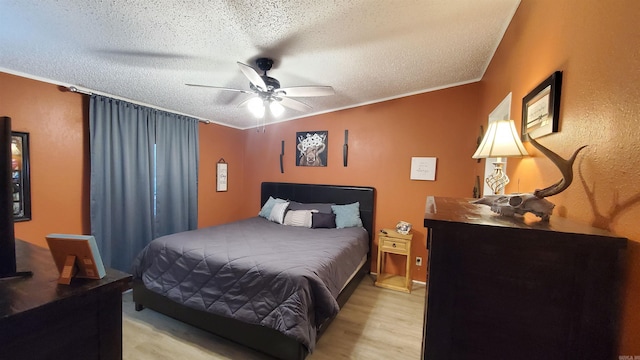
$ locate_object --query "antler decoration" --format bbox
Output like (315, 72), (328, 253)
(527, 135), (588, 198)
(473, 136), (588, 221)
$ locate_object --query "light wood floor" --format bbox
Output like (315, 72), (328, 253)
(122, 275), (425, 359)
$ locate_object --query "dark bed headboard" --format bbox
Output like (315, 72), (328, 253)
(261, 182), (376, 241)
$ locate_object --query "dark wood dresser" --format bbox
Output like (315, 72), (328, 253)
(0, 239), (131, 359)
(422, 197), (626, 360)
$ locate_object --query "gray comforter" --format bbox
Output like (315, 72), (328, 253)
(131, 216), (369, 351)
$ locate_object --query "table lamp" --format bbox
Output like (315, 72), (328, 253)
(472, 119), (528, 195)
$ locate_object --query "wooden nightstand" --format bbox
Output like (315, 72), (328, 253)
(375, 228), (413, 293)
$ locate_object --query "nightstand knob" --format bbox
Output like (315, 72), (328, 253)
(392, 243), (397, 248)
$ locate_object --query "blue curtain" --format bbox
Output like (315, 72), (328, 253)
(154, 110), (199, 236)
(89, 95), (199, 272)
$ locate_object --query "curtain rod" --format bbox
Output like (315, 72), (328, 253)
(66, 86), (212, 124)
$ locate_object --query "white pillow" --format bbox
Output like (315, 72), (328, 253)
(283, 210), (317, 228)
(259, 196), (287, 218)
(268, 201), (289, 224)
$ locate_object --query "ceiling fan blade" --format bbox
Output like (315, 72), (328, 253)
(278, 97), (312, 112)
(186, 83), (252, 94)
(237, 61), (267, 91)
(237, 96), (260, 108)
(277, 86), (335, 97)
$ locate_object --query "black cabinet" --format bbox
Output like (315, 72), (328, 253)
(0, 240), (131, 359)
(422, 197), (626, 360)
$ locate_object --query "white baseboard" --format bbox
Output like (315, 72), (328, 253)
(369, 272), (427, 285)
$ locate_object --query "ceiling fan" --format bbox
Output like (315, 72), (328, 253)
(186, 58), (334, 118)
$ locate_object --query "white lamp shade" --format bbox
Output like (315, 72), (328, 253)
(247, 97), (265, 118)
(269, 100), (285, 117)
(472, 119), (528, 159)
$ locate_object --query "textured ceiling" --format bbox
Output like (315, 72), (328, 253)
(0, 0), (520, 129)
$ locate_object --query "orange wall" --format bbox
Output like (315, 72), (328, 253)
(479, 0), (640, 354)
(197, 122), (247, 227)
(0, 73), (89, 247)
(242, 84), (483, 279)
(0, 72), (245, 247)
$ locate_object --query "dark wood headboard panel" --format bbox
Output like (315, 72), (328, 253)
(261, 182), (376, 242)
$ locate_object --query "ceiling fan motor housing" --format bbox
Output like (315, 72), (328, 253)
(256, 58), (274, 72)
(249, 76), (280, 91)
(251, 58), (280, 90)
(263, 76), (280, 90)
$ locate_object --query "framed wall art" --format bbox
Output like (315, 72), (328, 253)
(410, 157), (437, 181)
(522, 71), (563, 139)
(296, 131), (328, 167)
(11, 131), (31, 221)
(216, 158), (227, 192)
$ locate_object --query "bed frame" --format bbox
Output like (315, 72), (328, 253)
(133, 182), (376, 360)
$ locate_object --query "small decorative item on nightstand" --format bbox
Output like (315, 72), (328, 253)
(395, 221), (412, 235)
(375, 228), (413, 293)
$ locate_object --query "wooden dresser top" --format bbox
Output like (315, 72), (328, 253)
(424, 196), (626, 244)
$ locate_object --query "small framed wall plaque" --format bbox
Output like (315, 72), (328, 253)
(410, 157), (437, 181)
(216, 159), (228, 192)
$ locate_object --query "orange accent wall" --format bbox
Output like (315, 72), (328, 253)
(197, 122), (247, 227)
(0, 72), (244, 248)
(479, 0), (640, 354)
(0, 73), (89, 248)
(242, 84), (483, 279)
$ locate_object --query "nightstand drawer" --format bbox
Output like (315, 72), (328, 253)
(380, 237), (409, 253)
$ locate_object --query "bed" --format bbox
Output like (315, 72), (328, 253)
(131, 182), (375, 359)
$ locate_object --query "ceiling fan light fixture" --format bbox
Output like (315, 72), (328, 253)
(247, 97), (265, 118)
(269, 100), (285, 117)
(187, 58), (335, 121)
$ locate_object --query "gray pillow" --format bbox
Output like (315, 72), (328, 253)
(311, 212), (336, 228)
(287, 201), (334, 214)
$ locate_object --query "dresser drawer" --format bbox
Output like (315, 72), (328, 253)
(380, 237), (409, 253)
